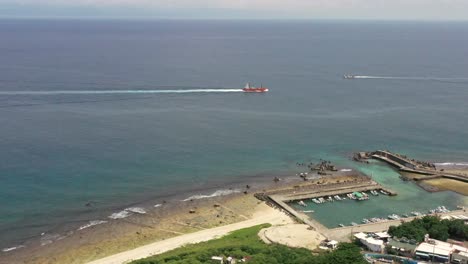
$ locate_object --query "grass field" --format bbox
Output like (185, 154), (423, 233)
(131, 224), (366, 264)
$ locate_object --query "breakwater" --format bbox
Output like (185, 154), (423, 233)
(363, 150), (468, 183)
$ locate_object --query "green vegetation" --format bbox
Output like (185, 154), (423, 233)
(132, 224), (366, 264)
(388, 215), (468, 242)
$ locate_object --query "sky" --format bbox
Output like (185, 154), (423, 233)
(0, 0), (468, 20)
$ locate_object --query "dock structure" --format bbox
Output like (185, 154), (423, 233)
(258, 179), (397, 238)
(371, 150), (468, 183)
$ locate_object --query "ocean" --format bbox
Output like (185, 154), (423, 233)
(1, 19), (468, 250)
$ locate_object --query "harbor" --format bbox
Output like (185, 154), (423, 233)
(257, 155), (467, 242)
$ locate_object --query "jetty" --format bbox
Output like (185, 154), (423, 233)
(365, 150), (468, 183)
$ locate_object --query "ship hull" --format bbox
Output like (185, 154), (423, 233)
(242, 88), (269, 93)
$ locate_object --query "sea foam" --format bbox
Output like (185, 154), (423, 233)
(435, 162), (468, 166)
(2, 245), (25, 252)
(125, 207), (147, 214)
(78, 220), (108, 231)
(108, 207), (147, 219)
(182, 189), (241, 202)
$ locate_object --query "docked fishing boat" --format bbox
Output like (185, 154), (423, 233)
(370, 217), (383, 223)
(380, 190), (389, 195)
(362, 218), (370, 224)
(429, 206), (450, 214)
(411, 211), (422, 216)
(302, 210), (314, 213)
(351, 222), (358, 226)
(338, 224), (345, 227)
(298, 200), (307, 207)
(388, 214), (400, 220)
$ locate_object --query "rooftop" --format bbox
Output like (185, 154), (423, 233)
(415, 239), (468, 257)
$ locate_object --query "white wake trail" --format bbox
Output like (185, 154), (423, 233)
(353, 76), (468, 81)
(0, 89), (244, 95)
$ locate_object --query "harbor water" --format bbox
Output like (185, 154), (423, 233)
(290, 160), (466, 228)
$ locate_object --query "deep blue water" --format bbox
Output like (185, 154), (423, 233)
(1, 19), (468, 249)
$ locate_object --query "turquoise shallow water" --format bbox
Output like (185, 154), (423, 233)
(290, 161), (467, 228)
(1, 20), (468, 248)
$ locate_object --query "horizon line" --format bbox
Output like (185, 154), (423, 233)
(1, 16), (468, 22)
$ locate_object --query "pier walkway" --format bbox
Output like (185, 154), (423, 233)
(372, 150), (468, 183)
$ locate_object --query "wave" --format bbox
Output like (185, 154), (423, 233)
(125, 207), (147, 214)
(77, 220), (108, 231)
(2, 245), (25, 252)
(0, 89), (244, 96)
(352, 75), (468, 81)
(108, 210), (132, 219)
(154, 204), (162, 208)
(108, 207), (147, 219)
(182, 189), (241, 202)
(434, 162), (468, 166)
(40, 233), (63, 246)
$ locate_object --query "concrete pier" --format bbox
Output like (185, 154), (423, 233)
(372, 150), (468, 183)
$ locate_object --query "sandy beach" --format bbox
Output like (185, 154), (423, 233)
(87, 203), (292, 264)
(0, 175), (308, 264)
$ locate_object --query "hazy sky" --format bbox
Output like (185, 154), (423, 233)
(1, 0), (467, 20)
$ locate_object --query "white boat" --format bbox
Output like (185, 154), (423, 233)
(411, 211), (422, 216)
(298, 200), (307, 207)
(302, 210), (314, 213)
(351, 222), (358, 226)
(338, 224), (345, 227)
(388, 214), (400, 220)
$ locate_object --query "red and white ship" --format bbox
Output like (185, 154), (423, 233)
(243, 83), (269, 93)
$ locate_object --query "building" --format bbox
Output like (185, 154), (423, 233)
(354, 232), (384, 253)
(451, 250), (468, 264)
(414, 238), (468, 263)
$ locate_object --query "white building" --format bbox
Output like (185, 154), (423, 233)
(354, 232), (384, 253)
(414, 238), (468, 263)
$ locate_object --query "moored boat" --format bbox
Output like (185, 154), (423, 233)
(298, 200), (307, 207)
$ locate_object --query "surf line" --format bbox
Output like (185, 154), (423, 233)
(0, 89), (244, 95)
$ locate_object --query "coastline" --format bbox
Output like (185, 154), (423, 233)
(0, 173), (304, 264)
(1, 157), (467, 264)
(87, 202), (293, 264)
